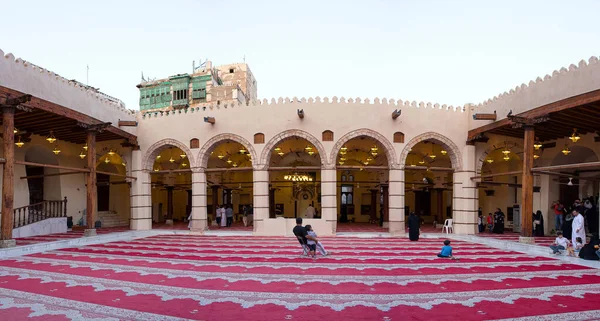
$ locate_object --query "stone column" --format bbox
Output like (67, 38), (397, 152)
(0, 106), (16, 247)
(520, 125), (535, 243)
(190, 168), (207, 233)
(84, 129), (98, 237)
(130, 149), (152, 230)
(211, 185), (219, 221)
(253, 169), (269, 234)
(165, 186), (174, 225)
(452, 144), (478, 234)
(370, 189), (378, 222)
(389, 168), (405, 235)
(320, 167), (337, 234)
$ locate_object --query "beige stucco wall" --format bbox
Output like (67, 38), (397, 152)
(0, 49), (137, 135)
(133, 98), (472, 235)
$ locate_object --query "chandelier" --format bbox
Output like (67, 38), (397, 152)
(284, 173), (313, 182)
(569, 128), (580, 143)
(562, 144), (571, 155)
(534, 137), (542, 150)
(46, 131), (57, 144)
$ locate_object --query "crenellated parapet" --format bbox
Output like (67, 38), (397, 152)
(471, 56), (600, 126)
(139, 96), (465, 119)
(0, 49), (136, 123)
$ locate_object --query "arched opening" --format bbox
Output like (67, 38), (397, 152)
(94, 149), (130, 227)
(267, 137), (322, 219)
(205, 139), (254, 229)
(335, 136), (389, 228)
(404, 140), (453, 227)
(150, 146), (193, 226)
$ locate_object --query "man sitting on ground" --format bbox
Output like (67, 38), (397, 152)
(293, 218), (316, 257)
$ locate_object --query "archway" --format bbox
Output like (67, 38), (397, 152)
(332, 134), (390, 230)
(143, 139), (194, 227)
(200, 136), (254, 229)
(403, 140), (454, 227)
(262, 131), (326, 219)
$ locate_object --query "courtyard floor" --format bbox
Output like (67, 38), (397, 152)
(1, 234), (599, 320)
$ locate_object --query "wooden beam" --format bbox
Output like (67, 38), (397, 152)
(96, 170), (136, 180)
(521, 126), (535, 239)
(473, 112), (497, 121)
(118, 120), (137, 127)
(470, 170), (522, 180)
(297, 109), (304, 119)
(1, 106), (15, 243)
(534, 170), (600, 182)
(468, 88), (600, 141)
(392, 109), (401, 119)
(15, 161), (90, 173)
(0, 94), (32, 106)
(20, 171), (82, 180)
(404, 166), (454, 172)
(532, 161), (600, 172)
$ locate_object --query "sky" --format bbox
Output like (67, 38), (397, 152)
(1, 0), (599, 110)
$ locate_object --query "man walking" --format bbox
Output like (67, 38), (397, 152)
(226, 205), (234, 227)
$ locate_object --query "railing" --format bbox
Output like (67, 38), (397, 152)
(13, 197), (68, 229)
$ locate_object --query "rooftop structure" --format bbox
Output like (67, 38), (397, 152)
(137, 61), (257, 111)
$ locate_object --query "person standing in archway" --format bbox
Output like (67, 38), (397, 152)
(572, 210), (586, 247)
(408, 212), (420, 241)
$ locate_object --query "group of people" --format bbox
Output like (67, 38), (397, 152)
(477, 208), (506, 234)
(553, 198), (599, 236)
(213, 204), (254, 228)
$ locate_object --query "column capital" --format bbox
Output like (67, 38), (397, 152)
(191, 167), (206, 173)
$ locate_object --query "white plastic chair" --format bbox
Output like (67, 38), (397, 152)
(442, 219), (453, 234)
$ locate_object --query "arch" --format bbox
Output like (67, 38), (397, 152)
(399, 132), (463, 170)
(254, 133), (265, 144)
(197, 133), (258, 169)
(190, 138), (200, 149)
(322, 130), (334, 142)
(476, 141), (523, 174)
(142, 138), (196, 171)
(24, 145), (59, 165)
(330, 129), (397, 168)
(260, 129), (328, 168)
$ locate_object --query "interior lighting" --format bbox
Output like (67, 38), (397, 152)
(15, 137), (24, 148)
(180, 152), (186, 158)
(79, 149), (86, 159)
(562, 145), (571, 155)
(104, 157), (110, 164)
(169, 157), (175, 163)
(108, 149), (115, 156)
(440, 150), (447, 155)
(533, 138), (542, 150)
(52, 145), (61, 155)
(569, 128), (580, 143)
(486, 159), (494, 164)
(46, 131), (57, 144)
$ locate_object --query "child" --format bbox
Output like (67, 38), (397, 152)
(550, 231), (569, 254)
(567, 237), (584, 257)
(487, 213), (494, 233)
(437, 239), (459, 260)
(304, 225), (318, 260)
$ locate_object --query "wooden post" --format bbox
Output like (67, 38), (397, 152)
(0, 106), (16, 247)
(520, 125), (535, 242)
(85, 129), (97, 236)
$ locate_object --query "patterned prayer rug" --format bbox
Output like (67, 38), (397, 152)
(1, 235), (599, 320)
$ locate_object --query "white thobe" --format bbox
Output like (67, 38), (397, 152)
(305, 206), (315, 219)
(220, 208), (227, 227)
(571, 214), (586, 246)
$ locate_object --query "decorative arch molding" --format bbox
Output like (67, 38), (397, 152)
(142, 138), (196, 171)
(330, 129), (398, 169)
(260, 129), (328, 169)
(197, 133), (258, 169)
(399, 132), (463, 170)
(476, 141), (524, 174)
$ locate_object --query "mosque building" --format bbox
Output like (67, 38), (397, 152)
(1, 49), (599, 247)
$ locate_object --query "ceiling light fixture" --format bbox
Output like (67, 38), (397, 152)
(218, 154), (225, 159)
(15, 136), (24, 148)
(562, 145), (571, 155)
(180, 152), (186, 158)
(569, 128), (580, 143)
(46, 131), (57, 144)
(533, 137), (542, 150)
(79, 149), (86, 159)
(440, 150), (447, 155)
(108, 149), (115, 156)
(239, 148), (246, 154)
(486, 159), (494, 164)
(104, 157), (110, 164)
(52, 145), (61, 155)
(169, 157), (175, 163)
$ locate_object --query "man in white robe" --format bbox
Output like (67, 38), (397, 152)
(572, 210), (586, 246)
(305, 204), (316, 219)
(219, 206), (227, 227)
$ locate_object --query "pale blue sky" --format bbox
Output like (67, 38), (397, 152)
(1, 0), (599, 110)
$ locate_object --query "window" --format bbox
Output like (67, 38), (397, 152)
(322, 130), (334, 141)
(393, 132), (405, 143)
(254, 133), (265, 144)
(341, 184), (353, 205)
(229, 68), (234, 73)
(190, 138), (200, 149)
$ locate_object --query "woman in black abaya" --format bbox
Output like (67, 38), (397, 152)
(562, 212), (573, 240)
(408, 212), (420, 241)
(533, 210), (544, 236)
(579, 234), (599, 261)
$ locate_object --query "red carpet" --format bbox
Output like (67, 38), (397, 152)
(1, 235), (599, 320)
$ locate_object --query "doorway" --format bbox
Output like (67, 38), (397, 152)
(26, 166), (44, 204)
(97, 174), (110, 211)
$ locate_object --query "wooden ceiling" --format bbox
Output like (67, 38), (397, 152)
(468, 89), (600, 142)
(0, 86), (136, 145)
(487, 103), (600, 142)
